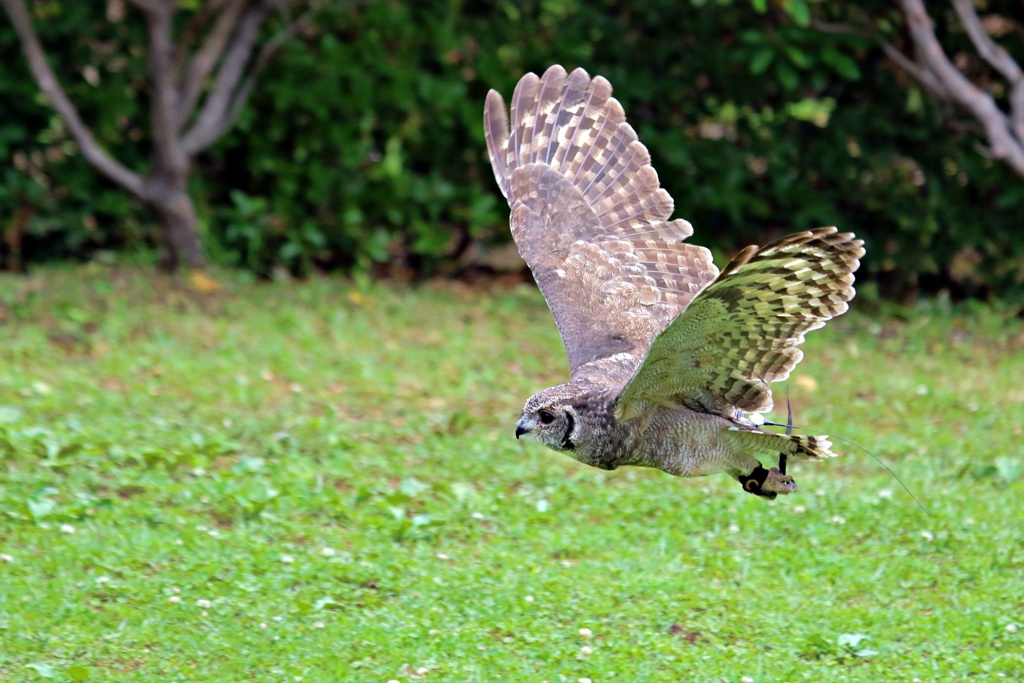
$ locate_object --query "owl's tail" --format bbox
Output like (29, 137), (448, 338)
(727, 427), (838, 460)
(786, 432), (836, 459)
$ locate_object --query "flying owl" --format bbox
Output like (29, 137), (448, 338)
(484, 65), (864, 499)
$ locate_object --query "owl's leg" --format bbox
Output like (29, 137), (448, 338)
(736, 463), (797, 500)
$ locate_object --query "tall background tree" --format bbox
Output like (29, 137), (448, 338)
(1, 0), (316, 269)
(804, 0), (1024, 300)
(883, 0), (1024, 179)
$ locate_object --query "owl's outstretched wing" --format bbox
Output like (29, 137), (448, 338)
(615, 228), (864, 419)
(484, 65), (717, 376)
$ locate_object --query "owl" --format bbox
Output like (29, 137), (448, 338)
(484, 66), (864, 499)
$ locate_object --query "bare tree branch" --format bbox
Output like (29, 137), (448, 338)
(807, 18), (863, 35)
(880, 40), (948, 98)
(214, 3), (316, 144)
(951, 0), (1022, 82)
(135, 0), (190, 183)
(174, 0), (234, 69)
(180, 0), (270, 155)
(0, 0), (145, 196)
(894, 0), (1024, 178)
(950, 0), (1024, 143)
(810, 13), (950, 99)
(176, 0), (247, 129)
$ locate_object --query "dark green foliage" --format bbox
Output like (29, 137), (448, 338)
(208, 0), (507, 275)
(0, 3), (150, 265)
(3, 0), (1023, 299)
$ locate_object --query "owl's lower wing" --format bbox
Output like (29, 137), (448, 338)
(485, 65), (717, 374)
(615, 228), (864, 419)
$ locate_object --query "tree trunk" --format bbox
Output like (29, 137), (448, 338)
(144, 174), (205, 271)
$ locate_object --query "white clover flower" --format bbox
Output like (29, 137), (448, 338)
(580, 646), (593, 656)
(579, 627), (593, 639)
(197, 599), (212, 608)
(728, 524), (740, 533)
(524, 595), (534, 603)
(95, 576), (110, 584)
(742, 677), (754, 683)
(920, 531), (934, 541)
(168, 596), (181, 603)
(259, 622), (267, 629)
(437, 553), (450, 560)
(829, 515), (846, 525)
(321, 547), (337, 557)
(313, 621), (324, 629)
(1, 554), (14, 562)
(793, 505), (806, 514)
(878, 489), (893, 499)
(281, 555), (295, 564)
(172, 539), (184, 546)
(1007, 623), (1018, 633)
(578, 678), (593, 683)
(60, 524), (75, 534)
(471, 512), (485, 520)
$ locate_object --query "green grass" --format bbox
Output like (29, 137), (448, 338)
(1, 266), (1022, 682)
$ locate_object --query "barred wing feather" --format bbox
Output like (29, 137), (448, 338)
(616, 228), (864, 419)
(484, 65), (718, 375)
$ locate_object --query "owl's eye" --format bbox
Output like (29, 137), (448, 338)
(538, 409), (556, 425)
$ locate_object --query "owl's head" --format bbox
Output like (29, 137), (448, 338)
(515, 386), (582, 452)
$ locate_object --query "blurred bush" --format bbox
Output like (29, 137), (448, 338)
(2, 0), (1023, 300)
(0, 2), (150, 266)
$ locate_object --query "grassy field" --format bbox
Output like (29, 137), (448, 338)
(0, 266), (1021, 682)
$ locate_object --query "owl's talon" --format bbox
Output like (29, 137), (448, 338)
(763, 467), (797, 495)
(739, 465), (796, 500)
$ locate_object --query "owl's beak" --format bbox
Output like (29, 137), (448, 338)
(515, 420), (530, 439)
